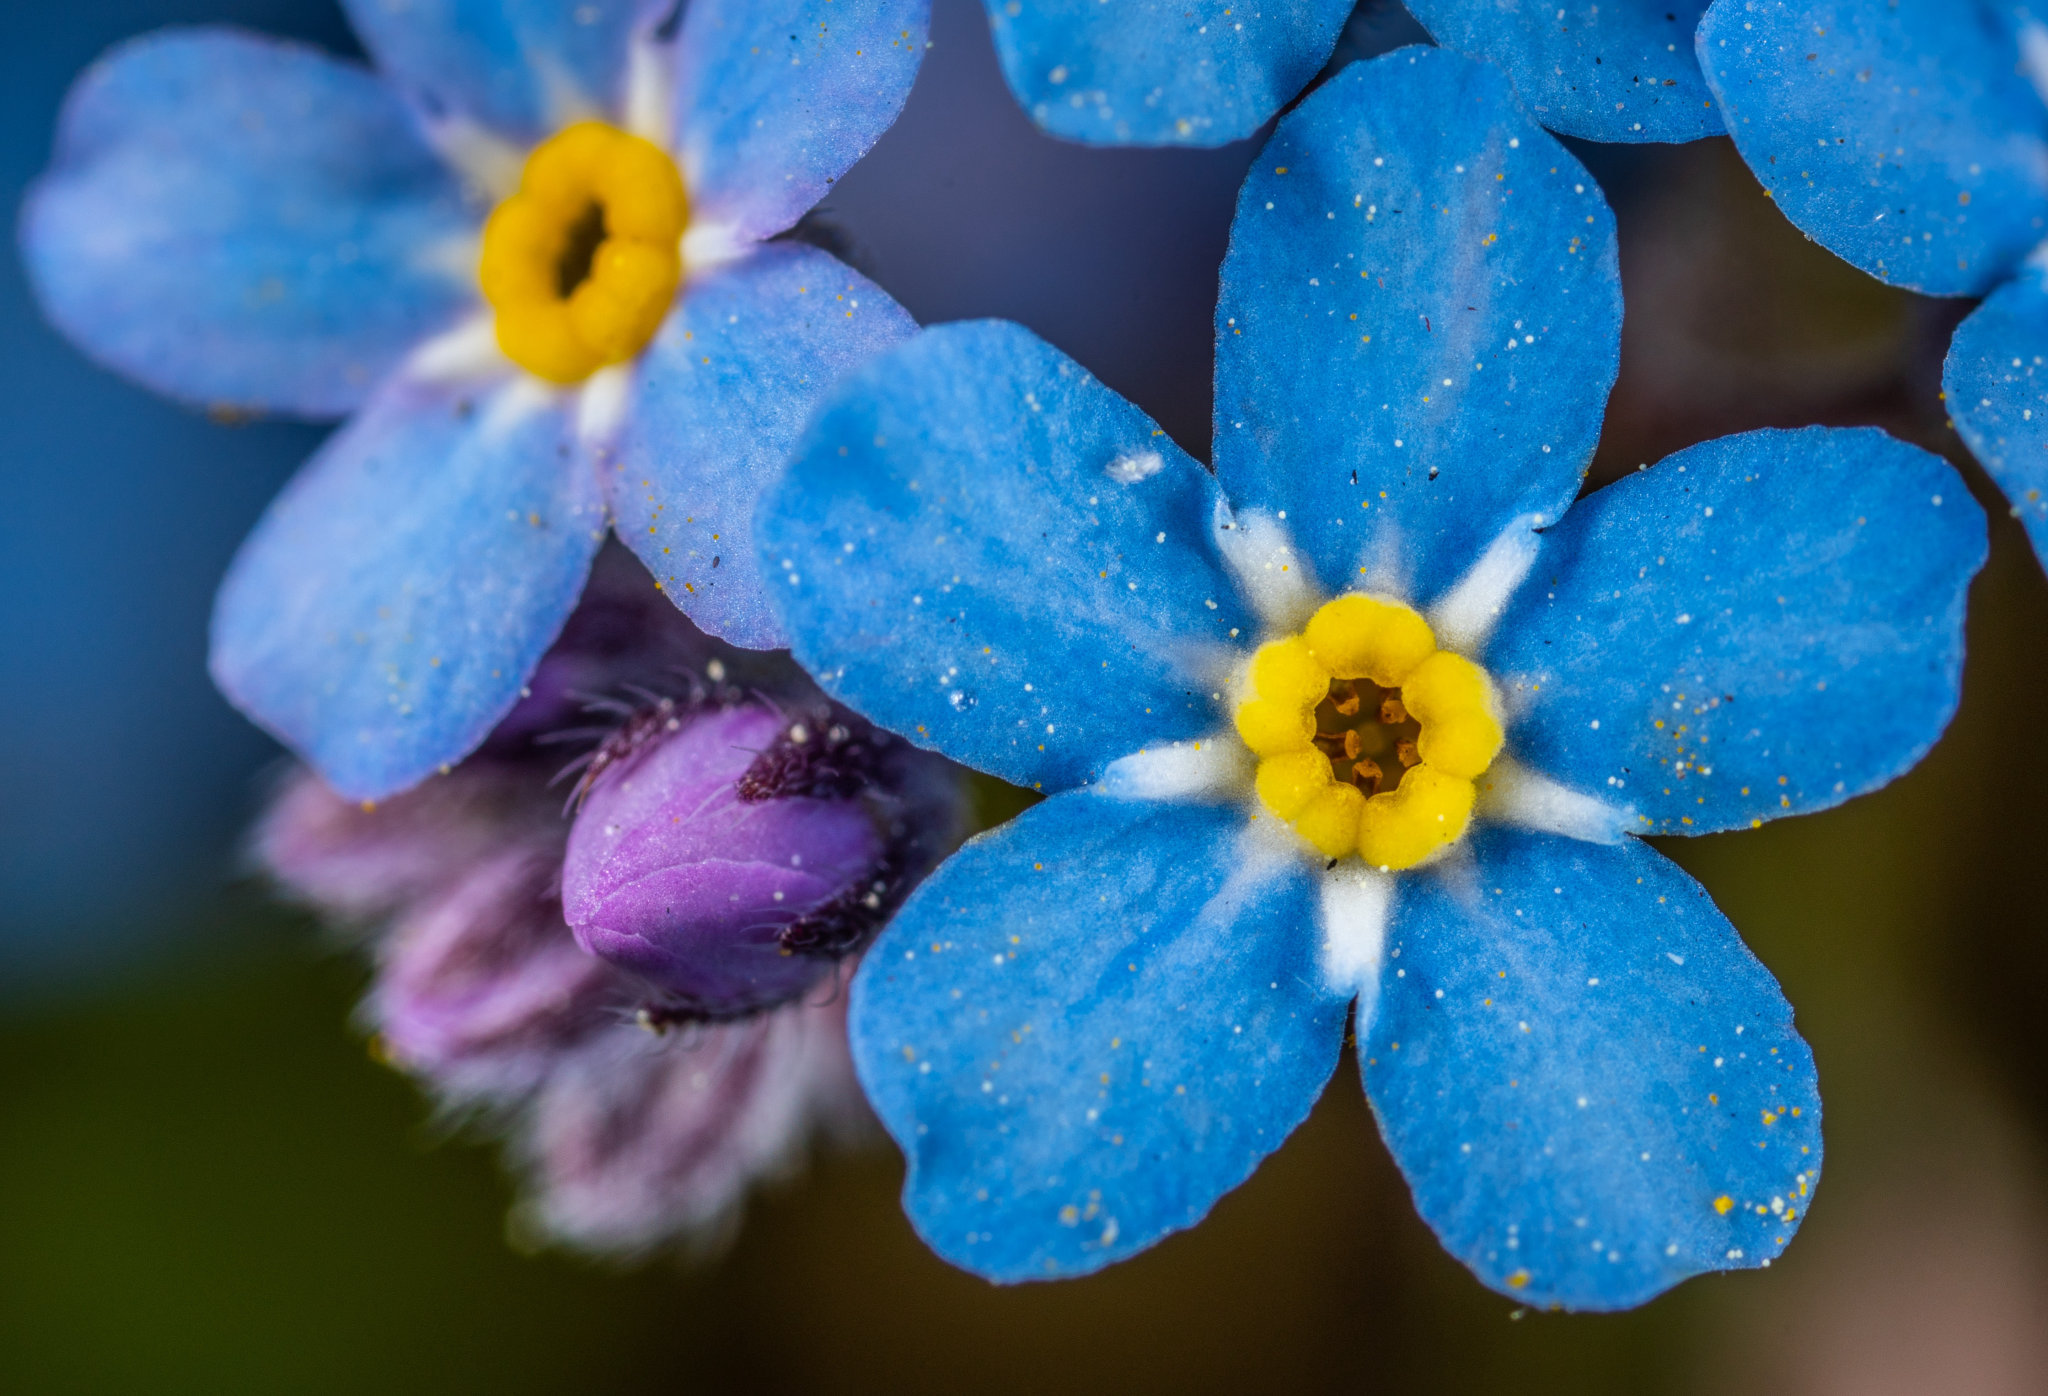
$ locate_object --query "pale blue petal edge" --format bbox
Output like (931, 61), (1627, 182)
(341, 0), (645, 144)
(606, 244), (917, 650)
(672, 0), (929, 245)
(20, 28), (474, 419)
(210, 374), (604, 800)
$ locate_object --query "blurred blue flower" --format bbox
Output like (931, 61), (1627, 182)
(22, 0), (929, 800)
(756, 47), (1987, 1308)
(1699, 0), (2048, 570)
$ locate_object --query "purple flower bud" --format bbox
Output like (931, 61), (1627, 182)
(254, 544), (968, 1256)
(562, 703), (898, 1017)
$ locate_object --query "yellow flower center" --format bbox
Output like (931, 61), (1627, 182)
(478, 121), (687, 384)
(1234, 595), (1505, 870)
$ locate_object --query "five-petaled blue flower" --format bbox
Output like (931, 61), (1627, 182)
(985, 0), (1722, 148)
(756, 47), (1986, 1309)
(1699, 0), (2048, 574)
(23, 0), (929, 799)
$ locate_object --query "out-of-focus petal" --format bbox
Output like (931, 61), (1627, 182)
(1407, 0), (1720, 143)
(210, 373), (606, 801)
(341, 0), (644, 145)
(1697, 0), (2048, 296)
(21, 28), (473, 418)
(372, 845), (624, 1101)
(1489, 427), (1984, 835)
(673, 0), (928, 244)
(516, 993), (866, 1254)
(981, 0), (1352, 147)
(1944, 262), (2048, 568)
(1214, 47), (1620, 605)
(758, 320), (1253, 793)
(852, 790), (1348, 1281)
(1367, 828), (1822, 1310)
(606, 244), (916, 649)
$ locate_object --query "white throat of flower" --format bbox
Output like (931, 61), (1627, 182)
(1093, 509), (1634, 1002)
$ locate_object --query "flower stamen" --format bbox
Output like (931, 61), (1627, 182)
(478, 121), (687, 384)
(1235, 595), (1504, 869)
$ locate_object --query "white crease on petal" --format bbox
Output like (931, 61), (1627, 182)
(416, 232), (483, 287)
(624, 26), (678, 146)
(1352, 519), (1414, 603)
(1195, 818), (1307, 940)
(1095, 733), (1254, 804)
(1212, 499), (1322, 635)
(2022, 22), (2048, 112)
(1475, 756), (1632, 844)
(1428, 513), (1543, 656)
(1319, 862), (1393, 1009)
(480, 375), (560, 441)
(425, 115), (526, 202)
(406, 313), (513, 385)
(535, 58), (606, 139)
(682, 221), (750, 278)
(577, 363), (635, 444)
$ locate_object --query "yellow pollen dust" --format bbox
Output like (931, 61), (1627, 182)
(479, 121), (687, 384)
(1235, 595), (1504, 870)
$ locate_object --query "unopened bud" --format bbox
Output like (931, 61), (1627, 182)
(561, 702), (907, 1018)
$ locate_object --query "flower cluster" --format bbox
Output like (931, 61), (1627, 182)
(258, 551), (965, 1251)
(22, 0), (2009, 1317)
(757, 48), (1983, 1308)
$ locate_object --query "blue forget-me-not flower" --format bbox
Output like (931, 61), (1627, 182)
(1699, 0), (2048, 571)
(986, 0), (1724, 149)
(23, 0), (929, 799)
(756, 46), (1987, 1308)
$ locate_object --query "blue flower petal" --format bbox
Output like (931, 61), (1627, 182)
(1490, 427), (1984, 836)
(853, 790), (1348, 1281)
(211, 375), (605, 800)
(1697, 0), (2048, 297)
(20, 29), (473, 419)
(1213, 48), (1620, 604)
(605, 245), (916, 650)
(673, 0), (928, 245)
(340, 0), (643, 144)
(758, 320), (1253, 792)
(1406, 1), (1720, 143)
(980, 0), (1352, 147)
(1367, 827), (1822, 1311)
(1945, 262), (2048, 568)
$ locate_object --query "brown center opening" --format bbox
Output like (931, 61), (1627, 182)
(555, 202), (608, 298)
(1313, 678), (1423, 795)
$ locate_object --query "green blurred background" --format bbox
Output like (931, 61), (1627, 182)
(4, 2), (2046, 1391)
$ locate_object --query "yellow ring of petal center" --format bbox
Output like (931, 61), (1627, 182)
(478, 121), (687, 384)
(1234, 595), (1504, 870)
